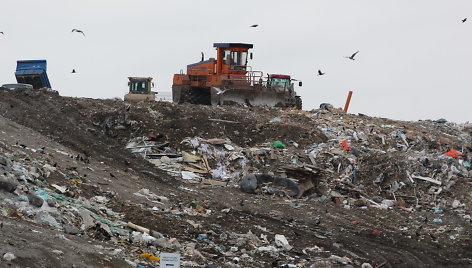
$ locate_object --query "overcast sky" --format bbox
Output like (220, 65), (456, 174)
(1, 0), (471, 123)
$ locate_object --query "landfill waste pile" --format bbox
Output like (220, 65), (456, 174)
(0, 87), (471, 268)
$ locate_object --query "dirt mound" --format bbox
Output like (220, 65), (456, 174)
(0, 87), (326, 157)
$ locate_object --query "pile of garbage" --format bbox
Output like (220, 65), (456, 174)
(0, 146), (358, 267)
(307, 109), (471, 214)
(1, 88), (472, 267)
(125, 107), (472, 216)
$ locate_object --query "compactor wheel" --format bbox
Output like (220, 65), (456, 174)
(295, 96), (302, 110)
(184, 88), (211, 105)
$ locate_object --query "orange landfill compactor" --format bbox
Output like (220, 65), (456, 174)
(172, 43), (302, 109)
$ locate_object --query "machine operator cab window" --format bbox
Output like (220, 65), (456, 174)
(271, 78), (290, 89)
(223, 50), (248, 70)
(130, 80), (148, 94)
(269, 76), (292, 93)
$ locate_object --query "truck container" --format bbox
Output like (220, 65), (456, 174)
(15, 60), (52, 89)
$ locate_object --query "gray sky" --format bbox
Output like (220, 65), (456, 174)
(1, 0), (471, 123)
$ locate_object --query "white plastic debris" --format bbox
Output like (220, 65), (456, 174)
(223, 144), (235, 151)
(257, 245), (279, 252)
(274, 234), (292, 251)
(411, 175), (442, 185)
(51, 184), (67, 194)
(452, 200), (461, 209)
(91, 196), (109, 203)
(52, 249), (64, 255)
(181, 171), (203, 180)
(3, 252), (16, 261)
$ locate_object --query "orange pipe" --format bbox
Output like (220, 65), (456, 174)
(343, 91), (353, 113)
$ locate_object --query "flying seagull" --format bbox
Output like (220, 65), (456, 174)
(345, 51), (359, 60)
(0, 32), (4, 35)
(250, 24), (258, 27)
(462, 18), (467, 23)
(212, 87), (227, 95)
(317, 70), (325, 76)
(71, 29), (85, 36)
(71, 69), (76, 73)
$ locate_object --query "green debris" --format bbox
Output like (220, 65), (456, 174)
(270, 140), (286, 149)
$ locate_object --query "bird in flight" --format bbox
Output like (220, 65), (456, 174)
(250, 24), (258, 28)
(71, 69), (76, 73)
(317, 70), (325, 76)
(72, 29), (85, 36)
(345, 51), (359, 60)
(0, 32), (4, 35)
(462, 18), (467, 23)
(213, 87), (227, 95)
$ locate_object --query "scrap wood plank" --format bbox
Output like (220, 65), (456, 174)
(202, 155), (211, 172)
(187, 162), (207, 170)
(205, 138), (232, 145)
(183, 166), (208, 174)
(283, 166), (320, 181)
(411, 175), (442, 185)
(146, 153), (180, 157)
(201, 178), (227, 187)
(208, 118), (240, 124)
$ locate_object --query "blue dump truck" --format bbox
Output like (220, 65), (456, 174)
(15, 60), (52, 89)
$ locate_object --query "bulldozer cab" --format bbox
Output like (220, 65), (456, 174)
(129, 77), (152, 94)
(214, 43), (253, 74)
(124, 77), (156, 102)
(267, 74), (293, 93)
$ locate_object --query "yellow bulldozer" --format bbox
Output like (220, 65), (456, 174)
(124, 77), (156, 102)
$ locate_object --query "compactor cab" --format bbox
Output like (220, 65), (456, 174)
(124, 77), (156, 102)
(214, 43), (252, 74)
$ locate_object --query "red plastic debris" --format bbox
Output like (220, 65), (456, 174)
(341, 139), (351, 151)
(444, 149), (463, 158)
